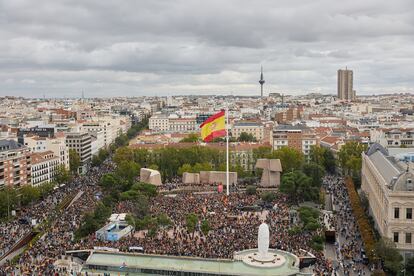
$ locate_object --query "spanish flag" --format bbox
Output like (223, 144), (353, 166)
(200, 110), (226, 142)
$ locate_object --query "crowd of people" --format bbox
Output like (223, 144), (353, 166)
(324, 175), (370, 275)
(1, 159), (370, 276)
(0, 162), (114, 275)
(72, 190), (334, 275)
(0, 178), (81, 258)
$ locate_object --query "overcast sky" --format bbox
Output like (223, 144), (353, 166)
(0, 0), (414, 98)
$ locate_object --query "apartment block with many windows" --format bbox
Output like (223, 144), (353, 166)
(0, 140), (31, 188)
(272, 125), (318, 157)
(65, 132), (92, 174)
(31, 151), (60, 186)
(361, 143), (414, 259)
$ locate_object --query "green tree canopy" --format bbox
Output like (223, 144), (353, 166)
(69, 149), (81, 173)
(55, 165), (71, 184)
(180, 133), (199, 143)
(269, 147), (304, 173)
(186, 213), (198, 235)
(280, 170), (318, 203)
(238, 132), (256, 142)
(201, 219), (210, 235)
(302, 162), (326, 187)
(374, 238), (403, 274)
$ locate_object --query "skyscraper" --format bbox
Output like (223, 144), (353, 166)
(337, 68), (355, 101)
(259, 66), (265, 97)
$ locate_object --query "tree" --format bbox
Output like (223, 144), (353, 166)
(180, 133), (199, 143)
(178, 163), (193, 176)
(20, 185), (41, 206)
(280, 170), (317, 204)
(238, 132), (256, 142)
(91, 155), (101, 167)
(302, 162), (326, 187)
(269, 147), (304, 173)
(157, 213), (172, 227)
(131, 194), (150, 219)
(192, 162), (212, 173)
(246, 185), (257, 195)
(322, 149), (336, 174)
(309, 145), (325, 164)
(0, 188), (18, 219)
(186, 213), (198, 236)
(298, 207), (320, 231)
(55, 165), (71, 184)
(148, 164), (159, 170)
(261, 192), (277, 203)
(406, 256), (414, 275)
(201, 219), (210, 235)
(115, 160), (140, 184)
(338, 141), (367, 176)
(374, 238), (403, 274)
(69, 149), (81, 173)
(114, 147), (134, 165)
(310, 146), (336, 174)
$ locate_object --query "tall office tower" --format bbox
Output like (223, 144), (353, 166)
(259, 66), (265, 97)
(337, 68), (355, 101)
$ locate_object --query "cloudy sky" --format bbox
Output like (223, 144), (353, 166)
(0, 0), (414, 98)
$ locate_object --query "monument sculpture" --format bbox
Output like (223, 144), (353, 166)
(255, 159), (282, 187)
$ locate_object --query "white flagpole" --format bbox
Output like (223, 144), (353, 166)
(226, 105), (229, 196)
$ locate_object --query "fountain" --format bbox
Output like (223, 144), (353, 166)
(239, 222), (287, 268)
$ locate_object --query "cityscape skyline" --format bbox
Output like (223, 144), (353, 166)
(0, 0), (414, 98)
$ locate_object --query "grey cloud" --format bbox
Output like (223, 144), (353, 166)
(0, 0), (414, 97)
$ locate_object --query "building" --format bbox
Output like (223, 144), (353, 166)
(169, 117), (197, 132)
(361, 144), (414, 259)
(65, 132), (92, 174)
(275, 107), (303, 124)
(17, 126), (55, 144)
(149, 114), (197, 133)
(370, 128), (414, 148)
(24, 135), (69, 170)
(0, 140), (31, 188)
(148, 113), (169, 131)
(272, 125), (319, 157)
(337, 68), (355, 101)
(232, 122), (264, 142)
(31, 151), (60, 186)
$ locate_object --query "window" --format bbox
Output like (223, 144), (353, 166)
(395, 208), (400, 219)
(394, 232), (399, 243)
(406, 233), (412, 244)
(407, 208), (412, 219)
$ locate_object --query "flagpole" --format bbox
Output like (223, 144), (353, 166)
(226, 104), (229, 196)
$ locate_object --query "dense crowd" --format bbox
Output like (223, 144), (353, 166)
(1, 167), (353, 275)
(73, 190), (333, 275)
(324, 175), (370, 275)
(0, 162), (114, 275)
(0, 178), (82, 258)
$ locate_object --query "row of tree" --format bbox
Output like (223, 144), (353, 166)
(0, 182), (56, 219)
(179, 132), (257, 143)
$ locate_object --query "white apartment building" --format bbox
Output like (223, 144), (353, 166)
(31, 151), (60, 186)
(362, 144), (414, 259)
(169, 118), (197, 132)
(371, 128), (414, 148)
(232, 122), (264, 142)
(24, 135), (70, 170)
(65, 132), (92, 174)
(149, 114), (170, 131)
(90, 130), (105, 156)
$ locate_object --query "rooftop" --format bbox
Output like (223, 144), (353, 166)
(83, 250), (301, 276)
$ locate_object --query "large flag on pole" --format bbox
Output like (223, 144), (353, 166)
(200, 110), (226, 142)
